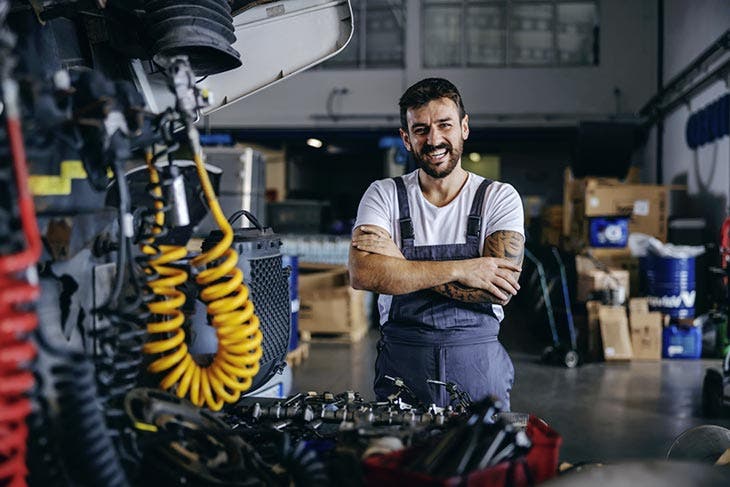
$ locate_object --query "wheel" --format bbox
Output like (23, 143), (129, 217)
(702, 368), (725, 418)
(564, 350), (580, 368)
(541, 346), (555, 363)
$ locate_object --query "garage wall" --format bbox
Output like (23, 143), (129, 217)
(209, 0), (657, 129)
(654, 0), (730, 236)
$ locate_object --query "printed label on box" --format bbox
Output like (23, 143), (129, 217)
(589, 196), (600, 208)
(634, 200), (650, 216)
(605, 347), (615, 357)
(668, 345), (684, 356)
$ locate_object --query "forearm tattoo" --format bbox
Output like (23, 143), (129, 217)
(432, 230), (525, 304)
(485, 230), (525, 267)
(432, 281), (509, 305)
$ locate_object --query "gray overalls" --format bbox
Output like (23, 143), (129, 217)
(373, 176), (515, 409)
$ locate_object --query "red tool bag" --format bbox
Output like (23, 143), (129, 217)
(363, 415), (561, 487)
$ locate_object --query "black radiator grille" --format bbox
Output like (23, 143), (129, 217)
(248, 255), (290, 390)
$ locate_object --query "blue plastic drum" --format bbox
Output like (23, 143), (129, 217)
(282, 254), (299, 351)
(644, 254), (696, 319)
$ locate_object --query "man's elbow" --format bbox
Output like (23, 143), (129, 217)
(349, 269), (367, 290)
(348, 261), (371, 291)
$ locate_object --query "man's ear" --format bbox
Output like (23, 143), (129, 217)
(399, 128), (413, 152)
(462, 114), (470, 141)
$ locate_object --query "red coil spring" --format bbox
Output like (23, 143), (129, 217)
(0, 97), (42, 486)
(0, 276), (38, 487)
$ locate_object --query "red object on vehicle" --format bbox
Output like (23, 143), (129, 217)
(363, 415), (562, 487)
(721, 217), (730, 268)
(0, 78), (43, 487)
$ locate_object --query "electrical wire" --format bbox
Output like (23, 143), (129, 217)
(141, 123), (263, 411)
(0, 21), (42, 485)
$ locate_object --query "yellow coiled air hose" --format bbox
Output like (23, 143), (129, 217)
(141, 140), (263, 411)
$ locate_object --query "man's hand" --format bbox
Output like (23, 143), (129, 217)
(432, 230), (524, 305)
(453, 257), (521, 301)
(351, 225), (405, 259)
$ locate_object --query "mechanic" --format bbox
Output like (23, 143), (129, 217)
(348, 78), (525, 410)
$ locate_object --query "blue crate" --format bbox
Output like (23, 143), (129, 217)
(588, 216), (629, 248)
(662, 325), (702, 359)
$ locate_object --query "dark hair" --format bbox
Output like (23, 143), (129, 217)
(398, 78), (466, 130)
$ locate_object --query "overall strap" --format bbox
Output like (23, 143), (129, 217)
(392, 177), (415, 249)
(466, 178), (493, 244)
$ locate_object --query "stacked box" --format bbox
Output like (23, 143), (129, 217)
(575, 255), (630, 302)
(628, 298), (662, 361)
(562, 168), (668, 250)
(540, 205), (563, 247)
(298, 263), (368, 339)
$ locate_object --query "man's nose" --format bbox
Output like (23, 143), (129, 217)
(426, 127), (443, 146)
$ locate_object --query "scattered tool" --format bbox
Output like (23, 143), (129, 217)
(427, 379), (472, 411)
(406, 396), (532, 478)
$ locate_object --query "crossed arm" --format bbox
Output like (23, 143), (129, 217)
(348, 225), (524, 305)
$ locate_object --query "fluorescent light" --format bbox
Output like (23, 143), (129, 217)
(469, 152), (481, 162)
(306, 138), (323, 148)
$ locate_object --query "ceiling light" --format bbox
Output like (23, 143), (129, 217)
(306, 138), (323, 148)
(469, 152), (481, 162)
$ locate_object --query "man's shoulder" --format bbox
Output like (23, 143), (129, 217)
(480, 177), (518, 196)
(464, 172), (515, 193)
(371, 169), (419, 190)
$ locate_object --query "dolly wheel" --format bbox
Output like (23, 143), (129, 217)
(541, 346), (555, 363)
(703, 369), (725, 418)
(564, 350), (580, 369)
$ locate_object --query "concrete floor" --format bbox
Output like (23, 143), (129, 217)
(291, 328), (730, 463)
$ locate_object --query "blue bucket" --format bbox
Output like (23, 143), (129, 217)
(282, 254), (299, 351)
(643, 254), (696, 319)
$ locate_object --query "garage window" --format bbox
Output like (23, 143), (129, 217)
(323, 0), (406, 69)
(422, 0), (599, 68)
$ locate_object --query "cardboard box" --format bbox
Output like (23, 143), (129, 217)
(588, 250), (640, 298)
(629, 297), (650, 314)
(576, 255), (630, 302)
(562, 168), (668, 246)
(629, 302), (662, 361)
(597, 304), (633, 360)
(298, 263), (367, 337)
(540, 205), (563, 247)
(585, 301), (604, 362)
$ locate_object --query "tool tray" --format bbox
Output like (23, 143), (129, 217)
(363, 415), (561, 487)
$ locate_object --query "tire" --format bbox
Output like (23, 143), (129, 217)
(564, 350), (580, 369)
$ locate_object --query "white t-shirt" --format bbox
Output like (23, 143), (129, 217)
(354, 169), (524, 325)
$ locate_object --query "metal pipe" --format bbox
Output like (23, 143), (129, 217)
(640, 29), (730, 118)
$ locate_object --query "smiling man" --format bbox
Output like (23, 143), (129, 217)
(348, 78), (525, 410)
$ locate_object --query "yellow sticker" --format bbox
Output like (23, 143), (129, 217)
(28, 160), (88, 196)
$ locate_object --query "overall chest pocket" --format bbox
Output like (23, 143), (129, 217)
(388, 290), (461, 329)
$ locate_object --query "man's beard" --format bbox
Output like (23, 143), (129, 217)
(414, 141), (463, 179)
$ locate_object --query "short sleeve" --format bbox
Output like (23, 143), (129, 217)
(482, 182), (524, 238)
(354, 180), (396, 238)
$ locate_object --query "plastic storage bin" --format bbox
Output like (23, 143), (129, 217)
(662, 325), (702, 359)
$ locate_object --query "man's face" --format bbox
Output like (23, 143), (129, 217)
(400, 97), (469, 179)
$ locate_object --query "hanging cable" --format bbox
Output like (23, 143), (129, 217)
(140, 59), (263, 410)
